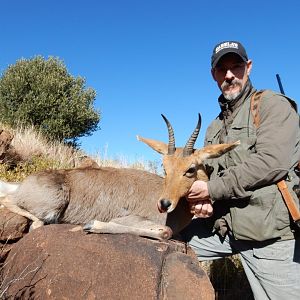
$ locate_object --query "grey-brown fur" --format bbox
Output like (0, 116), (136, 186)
(0, 166), (191, 240)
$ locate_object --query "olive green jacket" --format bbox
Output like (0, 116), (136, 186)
(205, 87), (300, 241)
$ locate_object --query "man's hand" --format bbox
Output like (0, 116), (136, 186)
(187, 180), (213, 218)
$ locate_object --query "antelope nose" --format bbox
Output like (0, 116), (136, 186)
(160, 199), (172, 211)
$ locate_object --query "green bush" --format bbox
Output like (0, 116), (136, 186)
(0, 56), (100, 145)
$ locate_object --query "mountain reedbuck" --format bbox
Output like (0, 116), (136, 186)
(0, 114), (239, 240)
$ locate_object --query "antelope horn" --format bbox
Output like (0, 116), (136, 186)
(161, 114), (176, 155)
(183, 113), (201, 157)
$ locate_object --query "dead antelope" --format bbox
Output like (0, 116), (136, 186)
(0, 114), (239, 240)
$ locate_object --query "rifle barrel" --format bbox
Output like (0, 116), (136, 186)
(276, 74), (285, 95)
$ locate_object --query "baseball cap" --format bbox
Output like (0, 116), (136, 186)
(211, 41), (248, 68)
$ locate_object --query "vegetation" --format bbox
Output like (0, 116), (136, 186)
(0, 123), (158, 182)
(0, 56), (100, 146)
(204, 257), (253, 300)
(0, 123), (84, 182)
(0, 125), (251, 299)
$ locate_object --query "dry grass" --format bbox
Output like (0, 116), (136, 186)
(1, 123), (84, 168)
(0, 123), (86, 182)
(8, 123), (162, 172)
(207, 257), (253, 300)
(88, 144), (162, 174)
(0, 124), (161, 182)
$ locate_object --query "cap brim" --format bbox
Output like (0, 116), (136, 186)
(212, 49), (247, 68)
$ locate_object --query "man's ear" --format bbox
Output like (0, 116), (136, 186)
(246, 60), (252, 76)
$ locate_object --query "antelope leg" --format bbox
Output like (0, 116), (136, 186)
(1, 196), (44, 230)
(83, 219), (173, 240)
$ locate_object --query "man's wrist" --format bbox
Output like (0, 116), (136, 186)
(207, 178), (227, 202)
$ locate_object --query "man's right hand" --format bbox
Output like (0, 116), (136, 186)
(189, 200), (213, 218)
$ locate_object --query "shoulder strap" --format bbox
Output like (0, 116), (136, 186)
(251, 90), (300, 227)
(277, 180), (300, 227)
(250, 90), (266, 128)
(251, 89), (298, 128)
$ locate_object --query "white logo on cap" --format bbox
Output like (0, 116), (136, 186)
(215, 42), (238, 54)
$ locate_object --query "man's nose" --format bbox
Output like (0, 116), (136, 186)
(225, 69), (235, 80)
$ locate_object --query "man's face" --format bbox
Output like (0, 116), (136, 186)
(211, 53), (252, 101)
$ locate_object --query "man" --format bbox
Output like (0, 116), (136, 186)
(182, 41), (300, 299)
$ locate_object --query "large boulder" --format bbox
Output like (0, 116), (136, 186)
(0, 207), (29, 262)
(1, 224), (214, 299)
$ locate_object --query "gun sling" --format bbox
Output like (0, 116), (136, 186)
(251, 90), (300, 228)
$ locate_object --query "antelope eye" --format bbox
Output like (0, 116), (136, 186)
(185, 165), (196, 177)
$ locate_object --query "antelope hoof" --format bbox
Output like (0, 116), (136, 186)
(83, 220), (102, 233)
(29, 220), (44, 231)
(158, 226), (173, 240)
(82, 221), (94, 232)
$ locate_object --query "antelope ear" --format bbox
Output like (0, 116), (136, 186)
(195, 141), (240, 160)
(137, 135), (169, 155)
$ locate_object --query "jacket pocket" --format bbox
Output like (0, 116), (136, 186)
(252, 240), (298, 285)
(230, 186), (289, 241)
(253, 241), (292, 261)
(227, 126), (257, 165)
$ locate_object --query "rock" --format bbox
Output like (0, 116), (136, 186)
(0, 208), (29, 241)
(0, 208), (29, 262)
(0, 129), (13, 162)
(1, 224), (214, 299)
(78, 156), (99, 168)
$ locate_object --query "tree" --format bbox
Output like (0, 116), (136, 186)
(0, 56), (100, 145)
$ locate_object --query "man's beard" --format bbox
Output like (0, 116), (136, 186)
(221, 79), (243, 101)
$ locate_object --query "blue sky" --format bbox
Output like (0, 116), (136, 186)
(1, 1), (300, 163)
